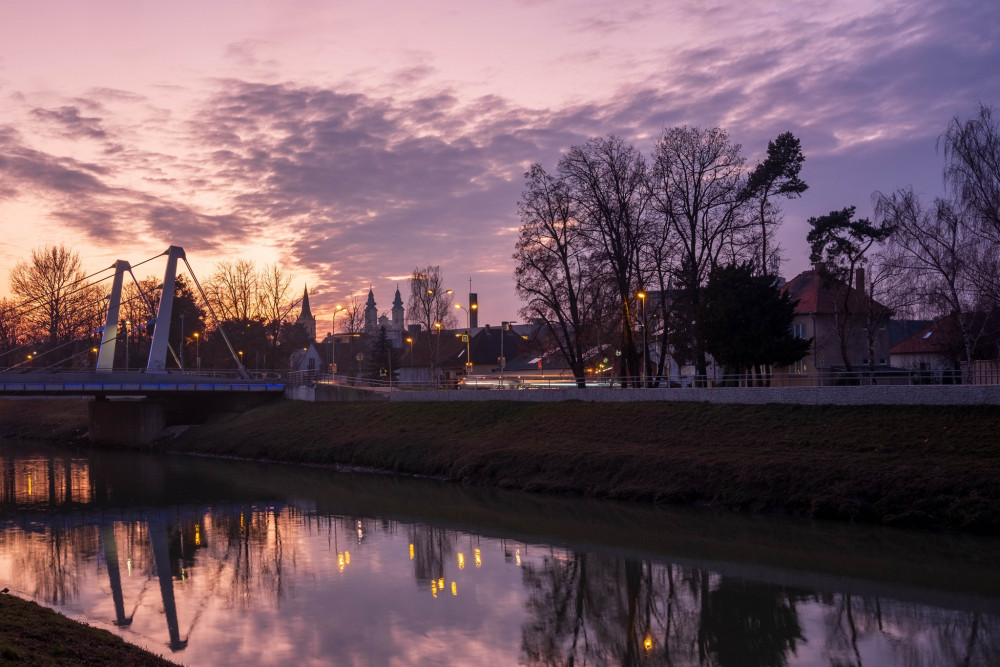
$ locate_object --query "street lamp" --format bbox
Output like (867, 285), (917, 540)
(193, 332), (200, 369)
(637, 292), (647, 387)
(406, 336), (413, 368)
(331, 305), (344, 376)
(124, 320), (130, 371)
(434, 322), (442, 382)
(179, 312), (185, 370)
(238, 350), (244, 369)
(500, 321), (516, 387)
(455, 304), (472, 376)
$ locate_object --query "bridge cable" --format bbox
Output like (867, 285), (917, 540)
(181, 257), (247, 377)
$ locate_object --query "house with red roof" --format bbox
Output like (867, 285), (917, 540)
(774, 263), (892, 384)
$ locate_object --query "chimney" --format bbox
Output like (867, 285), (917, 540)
(855, 267), (865, 295)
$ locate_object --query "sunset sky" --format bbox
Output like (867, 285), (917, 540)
(1, 0), (997, 328)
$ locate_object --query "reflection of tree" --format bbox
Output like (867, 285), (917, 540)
(521, 552), (708, 666)
(697, 577), (803, 667)
(408, 525), (453, 585)
(214, 507), (291, 609)
(818, 595), (1000, 667)
(521, 553), (806, 667)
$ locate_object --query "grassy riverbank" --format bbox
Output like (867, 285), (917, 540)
(165, 399), (1000, 531)
(3, 398), (1000, 531)
(0, 594), (179, 666)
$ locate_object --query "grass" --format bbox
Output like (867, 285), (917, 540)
(164, 399), (1000, 532)
(3, 397), (1000, 532)
(0, 594), (179, 666)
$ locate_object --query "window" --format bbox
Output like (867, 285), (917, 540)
(792, 359), (807, 374)
(792, 324), (806, 339)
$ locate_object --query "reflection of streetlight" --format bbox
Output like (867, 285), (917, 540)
(455, 304), (472, 376)
(637, 292), (647, 386)
(331, 305), (344, 376)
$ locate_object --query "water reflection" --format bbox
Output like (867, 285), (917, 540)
(1, 440), (999, 665)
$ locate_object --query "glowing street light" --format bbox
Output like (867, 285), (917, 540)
(193, 332), (200, 369)
(406, 336), (414, 368)
(331, 304), (344, 376)
(637, 291), (647, 386)
(455, 304), (472, 376)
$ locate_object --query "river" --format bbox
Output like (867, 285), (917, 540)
(1, 439), (998, 666)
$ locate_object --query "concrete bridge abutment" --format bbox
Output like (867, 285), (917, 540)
(89, 398), (166, 444)
(88, 393), (281, 444)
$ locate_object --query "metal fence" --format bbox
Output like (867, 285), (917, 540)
(287, 367), (1000, 390)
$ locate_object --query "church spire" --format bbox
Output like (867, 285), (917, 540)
(296, 285), (317, 341)
(300, 285), (313, 319)
(364, 285), (378, 333)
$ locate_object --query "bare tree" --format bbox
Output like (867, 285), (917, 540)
(407, 266), (456, 373)
(559, 136), (650, 386)
(337, 295), (365, 335)
(204, 259), (259, 322)
(649, 126), (750, 381)
(875, 188), (985, 374)
(257, 263), (300, 361)
(514, 164), (604, 387)
(0, 297), (28, 361)
(9, 245), (106, 348)
(942, 103), (1000, 240)
(406, 266), (456, 332)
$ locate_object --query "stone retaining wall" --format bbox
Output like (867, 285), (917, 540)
(376, 385), (1000, 405)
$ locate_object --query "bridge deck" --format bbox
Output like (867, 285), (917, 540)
(0, 372), (284, 396)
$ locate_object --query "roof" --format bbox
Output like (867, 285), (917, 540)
(782, 267), (888, 315)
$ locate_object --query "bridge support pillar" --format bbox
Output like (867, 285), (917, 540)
(88, 399), (165, 444)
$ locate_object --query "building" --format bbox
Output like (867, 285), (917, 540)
(774, 263), (892, 384)
(296, 286), (317, 341)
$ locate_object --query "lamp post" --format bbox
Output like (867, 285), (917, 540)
(193, 332), (200, 369)
(406, 337), (413, 367)
(331, 305), (344, 377)
(455, 304), (472, 377)
(637, 292), (647, 387)
(434, 322), (442, 383)
(124, 320), (130, 371)
(179, 312), (185, 370)
(500, 321), (516, 387)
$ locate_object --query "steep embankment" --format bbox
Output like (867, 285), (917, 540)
(3, 398), (1000, 532)
(168, 399), (1000, 532)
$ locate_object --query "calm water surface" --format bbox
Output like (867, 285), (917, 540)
(1, 439), (999, 666)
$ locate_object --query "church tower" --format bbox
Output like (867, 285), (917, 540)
(364, 287), (378, 334)
(297, 285), (317, 341)
(391, 285), (404, 330)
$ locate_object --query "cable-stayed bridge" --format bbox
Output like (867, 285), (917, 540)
(0, 246), (285, 442)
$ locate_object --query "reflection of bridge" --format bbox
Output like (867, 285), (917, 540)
(0, 246), (286, 442)
(4, 501), (283, 653)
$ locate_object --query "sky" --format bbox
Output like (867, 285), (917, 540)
(1, 0), (998, 329)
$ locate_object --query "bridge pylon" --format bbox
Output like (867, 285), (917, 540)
(96, 260), (131, 373)
(147, 246), (185, 372)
